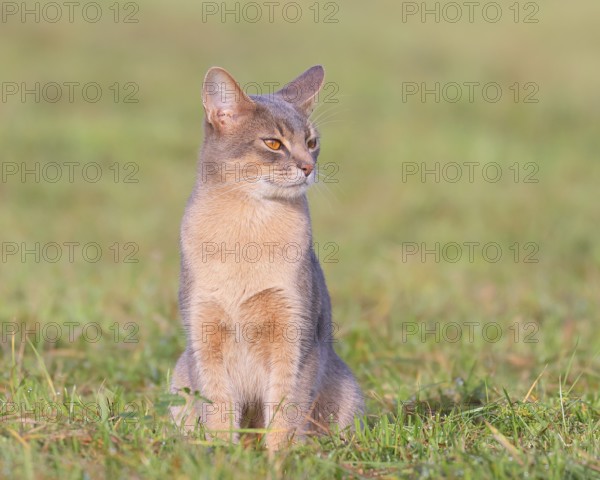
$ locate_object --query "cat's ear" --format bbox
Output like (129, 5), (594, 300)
(276, 65), (325, 116)
(202, 67), (255, 130)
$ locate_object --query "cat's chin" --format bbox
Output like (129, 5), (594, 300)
(257, 181), (311, 200)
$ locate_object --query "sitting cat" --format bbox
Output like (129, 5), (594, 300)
(170, 65), (364, 451)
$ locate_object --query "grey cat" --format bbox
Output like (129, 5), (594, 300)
(170, 65), (364, 450)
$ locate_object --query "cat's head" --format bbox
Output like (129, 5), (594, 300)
(200, 66), (325, 200)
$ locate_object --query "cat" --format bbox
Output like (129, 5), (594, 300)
(170, 65), (364, 451)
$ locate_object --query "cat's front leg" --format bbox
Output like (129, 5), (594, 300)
(239, 288), (311, 450)
(189, 302), (241, 443)
(263, 323), (321, 451)
(263, 344), (304, 450)
(198, 390), (241, 443)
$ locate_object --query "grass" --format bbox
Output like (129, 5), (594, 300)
(1, 0), (600, 478)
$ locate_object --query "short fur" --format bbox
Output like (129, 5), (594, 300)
(170, 65), (364, 450)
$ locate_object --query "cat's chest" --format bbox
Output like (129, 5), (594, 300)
(182, 199), (311, 300)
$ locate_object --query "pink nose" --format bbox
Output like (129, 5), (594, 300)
(301, 163), (314, 177)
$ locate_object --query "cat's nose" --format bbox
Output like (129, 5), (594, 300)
(300, 163), (314, 177)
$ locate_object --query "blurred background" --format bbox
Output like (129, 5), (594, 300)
(1, 0), (599, 459)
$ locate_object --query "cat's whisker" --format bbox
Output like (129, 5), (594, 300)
(319, 173), (344, 198)
(313, 119), (349, 130)
(310, 181), (337, 213)
(312, 109), (352, 129)
(311, 102), (337, 117)
(315, 166), (346, 199)
(310, 105), (348, 126)
(310, 96), (346, 116)
(324, 177), (346, 199)
(311, 104), (344, 122)
(312, 97), (353, 112)
(312, 169), (341, 203)
(310, 100), (329, 118)
(308, 182), (329, 209)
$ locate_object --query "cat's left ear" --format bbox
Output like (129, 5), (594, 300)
(276, 65), (325, 116)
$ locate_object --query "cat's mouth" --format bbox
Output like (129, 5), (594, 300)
(261, 178), (311, 199)
(265, 175), (313, 188)
(267, 181), (308, 190)
(259, 167), (315, 198)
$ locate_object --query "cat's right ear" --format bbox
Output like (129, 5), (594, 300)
(202, 67), (254, 131)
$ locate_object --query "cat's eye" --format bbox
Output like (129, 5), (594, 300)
(307, 138), (318, 150)
(264, 139), (282, 151)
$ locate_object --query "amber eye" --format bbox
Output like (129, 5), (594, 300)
(264, 139), (282, 151)
(307, 138), (318, 150)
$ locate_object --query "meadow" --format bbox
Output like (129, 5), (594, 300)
(1, 0), (599, 478)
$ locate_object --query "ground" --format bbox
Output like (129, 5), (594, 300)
(1, 1), (599, 478)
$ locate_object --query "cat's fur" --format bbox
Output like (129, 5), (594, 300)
(170, 65), (364, 450)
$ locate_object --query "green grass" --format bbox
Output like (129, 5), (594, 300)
(1, 0), (600, 478)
